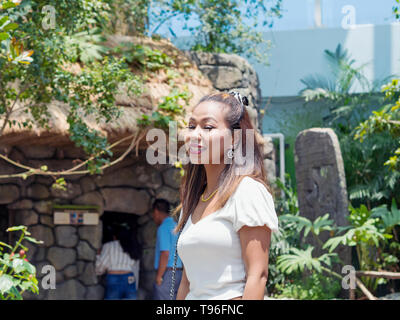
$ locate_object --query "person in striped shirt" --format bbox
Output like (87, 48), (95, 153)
(95, 224), (141, 299)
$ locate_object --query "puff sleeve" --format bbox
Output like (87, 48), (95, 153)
(231, 177), (279, 233)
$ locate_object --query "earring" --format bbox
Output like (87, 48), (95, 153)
(227, 148), (234, 159)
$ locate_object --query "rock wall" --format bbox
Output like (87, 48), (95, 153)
(0, 145), (181, 300)
(184, 51), (263, 132)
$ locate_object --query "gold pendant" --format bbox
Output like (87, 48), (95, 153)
(201, 188), (218, 202)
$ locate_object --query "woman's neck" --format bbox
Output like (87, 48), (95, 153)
(203, 163), (226, 194)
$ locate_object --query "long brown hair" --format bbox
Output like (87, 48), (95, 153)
(172, 91), (272, 234)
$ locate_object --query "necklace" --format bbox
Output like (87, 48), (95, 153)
(201, 187), (219, 202)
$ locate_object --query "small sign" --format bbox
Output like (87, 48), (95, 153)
(54, 210), (99, 225)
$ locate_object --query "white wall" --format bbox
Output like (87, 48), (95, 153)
(248, 23), (400, 97)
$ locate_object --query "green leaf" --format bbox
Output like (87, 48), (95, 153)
(9, 285), (22, 300)
(24, 237), (44, 245)
(19, 280), (33, 292)
(1, 2), (17, 10)
(322, 235), (348, 252)
(276, 246), (329, 275)
(313, 213), (334, 234)
(3, 22), (18, 32)
(6, 225), (26, 232)
(23, 260), (36, 274)
(0, 32), (9, 41)
(12, 258), (25, 273)
(0, 274), (14, 294)
(0, 16), (9, 27)
(0, 241), (12, 249)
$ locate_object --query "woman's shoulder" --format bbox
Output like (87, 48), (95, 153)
(235, 176), (270, 196)
(221, 176), (270, 210)
(228, 176), (279, 233)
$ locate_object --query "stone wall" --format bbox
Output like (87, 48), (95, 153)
(184, 51), (263, 132)
(0, 145), (181, 300)
(1, 138), (275, 300)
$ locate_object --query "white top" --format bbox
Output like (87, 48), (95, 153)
(177, 176), (280, 300)
(95, 240), (140, 290)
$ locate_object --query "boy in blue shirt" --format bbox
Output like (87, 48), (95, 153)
(152, 199), (183, 300)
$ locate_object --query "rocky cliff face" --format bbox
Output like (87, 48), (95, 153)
(183, 51), (263, 132)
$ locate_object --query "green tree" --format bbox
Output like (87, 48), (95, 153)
(0, 0), (143, 187)
(0, 225), (43, 300)
(394, 0), (400, 19)
(351, 2), (400, 196)
(0, 1), (33, 64)
(105, 0), (150, 36)
(299, 44), (400, 207)
(149, 0), (282, 65)
(323, 203), (399, 293)
(299, 43), (391, 129)
(354, 79), (400, 173)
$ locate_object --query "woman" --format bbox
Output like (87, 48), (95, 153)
(95, 224), (142, 300)
(171, 91), (280, 300)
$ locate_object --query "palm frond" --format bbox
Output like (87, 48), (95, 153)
(313, 213), (335, 235)
(323, 231), (352, 253)
(300, 73), (337, 92)
(276, 246), (337, 275)
(64, 27), (108, 64)
(303, 43), (370, 96)
(370, 199), (400, 230)
(348, 184), (371, 200)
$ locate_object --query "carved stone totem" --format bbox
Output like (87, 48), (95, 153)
(294, 128), (352, 290)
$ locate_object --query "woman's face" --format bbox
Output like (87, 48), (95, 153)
(184, 101), (233, 165)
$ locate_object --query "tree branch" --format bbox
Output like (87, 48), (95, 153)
(356, 270), (400, 279)
(0, 83), (29, 136)
(0, 129), (147, 179)
(150, 11), (181, 35)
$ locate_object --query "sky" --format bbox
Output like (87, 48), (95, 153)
(149, 0), (398, 39)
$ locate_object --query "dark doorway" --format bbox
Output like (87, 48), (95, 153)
(98, 211), (143, 299)
(100, 211), (141, 246)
